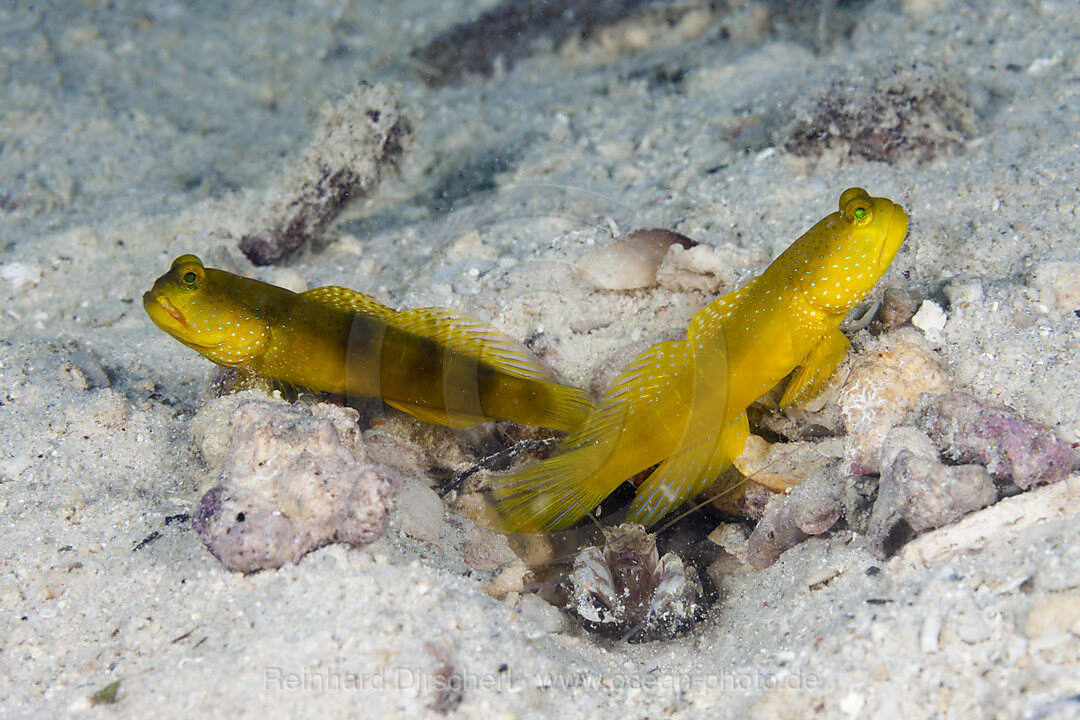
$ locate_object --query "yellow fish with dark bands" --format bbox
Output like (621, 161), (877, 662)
(143, 255), (592, 432)
(492, 187), (909, 531)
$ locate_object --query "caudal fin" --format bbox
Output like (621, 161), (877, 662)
(535, 384), (593, 433)
(489, 402), (630, 532)
(489, 443), (613, 532)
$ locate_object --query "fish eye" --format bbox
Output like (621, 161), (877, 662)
(178, 265), (204, 289)
(843, 199), (873, 226)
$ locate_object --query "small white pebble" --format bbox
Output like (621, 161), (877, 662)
(920, 611), (942, 653)
(912, 300), (947, 335)
(1, 262), (42, 290)
(1027, 55), (1060, 75)
(840, 692), (865, 717)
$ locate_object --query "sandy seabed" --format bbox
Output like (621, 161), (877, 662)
(2, 1), (1079, 718)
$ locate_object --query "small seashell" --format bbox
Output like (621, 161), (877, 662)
(732, 435), (835, 493)
(656, 242), (769, 294)
(578, 228), (695, 290)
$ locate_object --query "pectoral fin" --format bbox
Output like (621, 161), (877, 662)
(780, 330), (850, 408)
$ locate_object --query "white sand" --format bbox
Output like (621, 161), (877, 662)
(2, 0), (1079, 717)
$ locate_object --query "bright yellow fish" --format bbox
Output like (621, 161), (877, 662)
(144, 255), (592, 432)
(492, 187), (909, 531)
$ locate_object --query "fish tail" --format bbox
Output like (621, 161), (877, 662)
(535, 384), (594, 433)
(488, 440), (620, 532)
(492, 325), (738, 532)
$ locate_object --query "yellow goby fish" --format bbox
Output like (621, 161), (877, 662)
(492, 187), (909, 531)
(143, 255), (592, 432)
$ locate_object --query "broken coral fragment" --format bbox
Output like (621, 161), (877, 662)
(567, 524), (703, 642)
(867, 426), (996, 559)
(409, 0), (669, 86)
(392, 477), (445, 542)
(920, 391), (1079, 490)
(733, 434), (836, 493)
(867, 286), (921, 335)
(747, 474), (843, 569)
(782, 62), (976, 163)
(191, 396), (400, 572)
(891, 454), (997, 533)
(239, 83), (413, 265)
(656, 242), (769, 294)
(837, 333), (950, 476)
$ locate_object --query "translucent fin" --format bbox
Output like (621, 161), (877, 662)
(604, 340), (687, 408)
(624, 412), (749, 527)
(489, 441), (615, 533)
(490, 402), (627, 533)
(301, 286), (396, 320)
(307, 289), (591, 431)
(384, 399), (487, 429)
(391, 307), (592, 431)
(780, 329), (850, 407)
(390, 307), (557, 383)
(303, 287), (550, 383)
(685, 280), (754, 343)
(535, 386), (594, 433)
(492, 311), (734, 532)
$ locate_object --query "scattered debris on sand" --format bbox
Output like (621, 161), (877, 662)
(782, 62), (977, 163)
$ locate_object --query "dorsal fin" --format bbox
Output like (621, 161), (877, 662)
(303, 287), (555, 383)
(304, 284), (565, 390)
(389, 307), (557, 382)
(301, 286), (397, 321)
(687, 279), (754, 342)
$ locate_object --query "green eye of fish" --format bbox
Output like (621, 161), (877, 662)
(844, 200), (872, 225)
(179, 267), (203, 289)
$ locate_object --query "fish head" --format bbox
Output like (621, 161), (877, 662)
(143, 254), (269, 367)
(799, 187), (909, 315)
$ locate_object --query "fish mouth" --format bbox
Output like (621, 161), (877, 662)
(143, 290), (192, 331)
(878, 202), (908, 267)
(142, 291), (218, 351)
